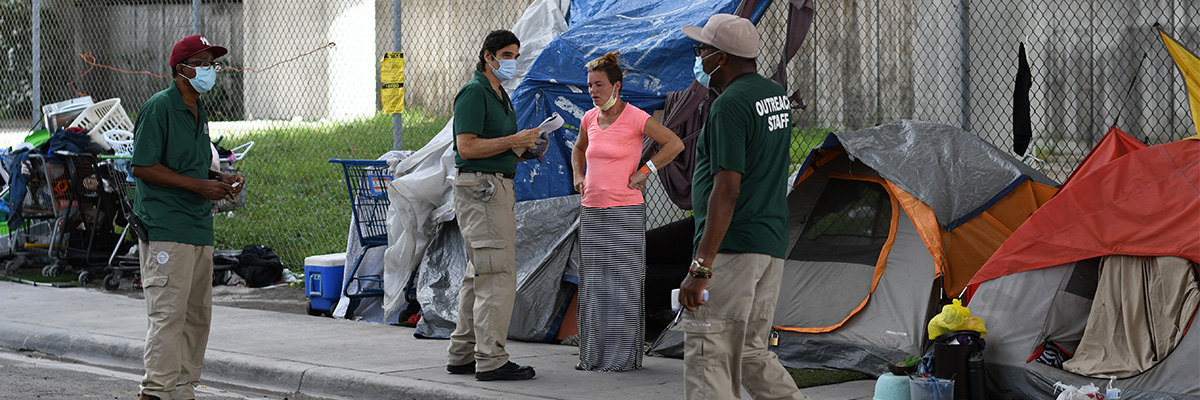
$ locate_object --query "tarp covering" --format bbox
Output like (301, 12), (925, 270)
(510, 0), (772, 201)
(381, 121), (458, 319)
(830, 120), (1056, 229)
(968, 139), (1200, 287)
(415, 194), (581, 341)
(1059, 126), (1146, 191)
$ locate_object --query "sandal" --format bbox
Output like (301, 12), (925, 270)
(574, 363), (585, 371)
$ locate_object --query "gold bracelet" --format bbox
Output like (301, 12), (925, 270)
(689, 258), (712, 279)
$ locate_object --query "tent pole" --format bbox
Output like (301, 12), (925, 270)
(957, 0), (971, 132)
(1109, 52), (1147, 130)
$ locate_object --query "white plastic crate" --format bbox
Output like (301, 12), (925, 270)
(69, 98), (134, 150)
(102, 129), (135, 155)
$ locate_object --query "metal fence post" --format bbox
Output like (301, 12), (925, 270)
(193, 0), (202, 35)
(31, 0), (41, 124)
(392, 0), (404, 151)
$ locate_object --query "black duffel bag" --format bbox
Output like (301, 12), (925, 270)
(235, 244), (283, 288)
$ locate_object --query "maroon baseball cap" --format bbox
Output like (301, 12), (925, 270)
(169, 35), (228, 68)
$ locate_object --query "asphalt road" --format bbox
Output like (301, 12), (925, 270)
(0, 349), (289, 400)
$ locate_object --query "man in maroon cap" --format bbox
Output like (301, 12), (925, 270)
(132, 34), (243, 400)
(676, 14), (807, 400)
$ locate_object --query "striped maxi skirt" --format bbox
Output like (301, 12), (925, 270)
(577, 204), (646, 372)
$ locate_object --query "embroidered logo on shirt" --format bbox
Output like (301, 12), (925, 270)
(156, 251), (170, 265)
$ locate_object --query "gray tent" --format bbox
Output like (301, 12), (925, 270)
(651, 120), (1058, 375)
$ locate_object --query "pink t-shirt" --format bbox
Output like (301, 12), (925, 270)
(580, 104), (652, 207)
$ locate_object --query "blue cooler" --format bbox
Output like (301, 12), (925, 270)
(304, 253), (346, 312)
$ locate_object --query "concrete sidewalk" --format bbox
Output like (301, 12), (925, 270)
(0, 281), (875, 399)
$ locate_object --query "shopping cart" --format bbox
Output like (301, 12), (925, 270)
(54, 151), (118, 278)
(92, 154), (139, 290)
(5, 151), (110, 278)
(3, 151), (59, 274)
(329, 159), (393, 318)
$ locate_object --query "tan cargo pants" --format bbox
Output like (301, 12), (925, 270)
(682, 253), (808, 400)
(447, 171), (518, 373)
(138, 241), (214, 400)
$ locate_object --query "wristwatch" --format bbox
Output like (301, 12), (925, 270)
(689, 257), (712, 279)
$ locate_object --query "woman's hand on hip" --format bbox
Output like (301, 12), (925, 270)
(628, 170), (648, 191)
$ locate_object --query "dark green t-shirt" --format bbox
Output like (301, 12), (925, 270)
(692, 74), (791, 258)
(452, 70), (519, 175)
(131, 81), (214, 246)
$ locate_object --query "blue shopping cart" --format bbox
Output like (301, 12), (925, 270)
(329, 159), (393, 318)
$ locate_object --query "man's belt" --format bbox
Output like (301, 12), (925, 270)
(458, 168), (515, 179)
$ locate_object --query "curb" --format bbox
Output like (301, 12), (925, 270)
(0, 320), (517, 400)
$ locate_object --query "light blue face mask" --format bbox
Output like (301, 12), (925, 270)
(491, 53), (517, 82)
(693, 51), (722, 88)
(186, 66), (217, 93)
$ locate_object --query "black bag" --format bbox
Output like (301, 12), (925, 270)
(235, 244), (283, 288)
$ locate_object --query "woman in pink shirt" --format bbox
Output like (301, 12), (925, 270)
(571, 51), (684, 372)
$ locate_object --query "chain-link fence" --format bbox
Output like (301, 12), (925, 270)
(1, 0), (1196, 268)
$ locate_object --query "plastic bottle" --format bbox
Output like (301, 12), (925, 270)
(670, 288), (709, 311)
(1106, 376), (1121, 399)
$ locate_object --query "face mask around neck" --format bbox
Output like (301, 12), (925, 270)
(594, 84), (620, 111)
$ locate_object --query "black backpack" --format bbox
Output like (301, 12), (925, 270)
(235, 244), (283, 288)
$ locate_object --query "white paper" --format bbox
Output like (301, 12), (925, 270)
(537, 112), (564, 134)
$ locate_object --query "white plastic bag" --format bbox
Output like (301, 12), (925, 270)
(1053, 381), (1105, 400)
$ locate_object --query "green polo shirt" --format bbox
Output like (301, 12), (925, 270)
(452, 70), (519, 175)
(692, 74), (792, 259)
(131, 80), (214, 246)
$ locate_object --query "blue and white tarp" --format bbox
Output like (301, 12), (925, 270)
(511, 0), (771, 201)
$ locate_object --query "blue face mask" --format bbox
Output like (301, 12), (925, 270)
(186, 66), (217, 93)
(693, 51), (722, 88)
(491, 54), (517, 82)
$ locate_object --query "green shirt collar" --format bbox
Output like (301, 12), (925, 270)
(167, 80), (205, 112)
(470, 70), (508, 104)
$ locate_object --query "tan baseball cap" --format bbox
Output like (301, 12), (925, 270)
(681, 13), (758, 58)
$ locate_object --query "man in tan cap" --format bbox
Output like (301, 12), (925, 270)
(676, 13), (808, 400)
(133, 34), (244, 400)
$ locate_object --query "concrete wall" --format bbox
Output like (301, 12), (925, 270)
(243, 0), (376, 121)
(790, 0), (1198, 154)
(40, 0), (242, 117)
(398, 0), (530, 116)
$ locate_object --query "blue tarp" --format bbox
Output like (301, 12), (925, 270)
(511, 0), (772, 201)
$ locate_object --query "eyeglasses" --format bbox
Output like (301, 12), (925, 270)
(180, 61), (225, 71)
(692, 44), (713, 57)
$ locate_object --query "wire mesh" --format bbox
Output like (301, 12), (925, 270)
(1, 0), (1196, 267)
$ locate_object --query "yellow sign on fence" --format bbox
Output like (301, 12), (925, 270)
(381, 52), (405, 114)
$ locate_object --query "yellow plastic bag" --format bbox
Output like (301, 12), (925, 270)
(927, 299), (987, 340)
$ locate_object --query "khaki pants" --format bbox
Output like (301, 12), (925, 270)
(447, 172), (518, 372)
(682, 253), (807, 400)
(138, 241), (214, 400)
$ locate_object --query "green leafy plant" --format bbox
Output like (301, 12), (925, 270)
(898, 354), (921, 367)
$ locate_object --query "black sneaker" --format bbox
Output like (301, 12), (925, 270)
(446, 361), (475, 374)
(475, 361), (535, 381)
